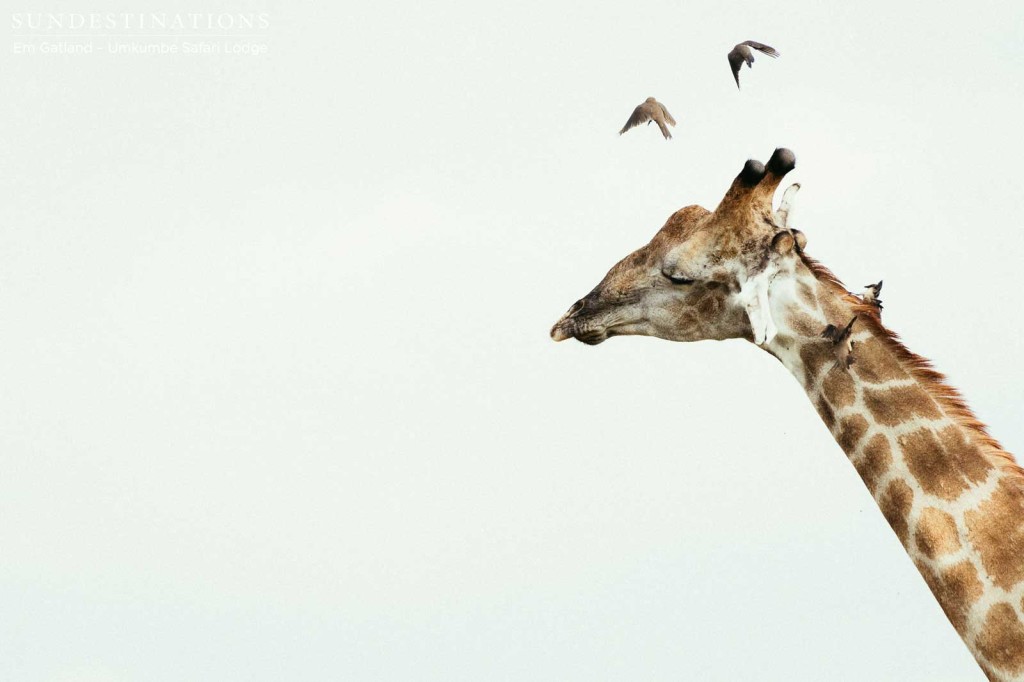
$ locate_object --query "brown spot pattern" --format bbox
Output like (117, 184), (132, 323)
(822, 367), (856, 408)
(837, 415), (869, 454)
(916, 559), (984, 636)
(816, 396), (836, 430)
(788, 311), (825, 337)
(976, 603), (1024, 674)
(938, 425), (994, 480)
(677, 311), (697, 329)
(966, 480), (1024, 591)
(696, 292), (721, 317)
(800, 344), (830, 387)
(797, 281), (817, 309)
(879, 479), (914, 547)
(851, 337), (908, 383)
(942, 562), (984, 633)
(915, 507), (961, 559)
(854, 434), (892, 492)
(899, 427), (992, 501)
(815, 285), (849, 320)
(863, 385), (941, 427)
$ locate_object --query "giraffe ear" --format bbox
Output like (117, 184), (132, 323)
(771, 231), (795, 254)
(792, 229), (807, 251)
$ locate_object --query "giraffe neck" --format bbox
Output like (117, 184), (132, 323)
(762, 258), (1024, 682)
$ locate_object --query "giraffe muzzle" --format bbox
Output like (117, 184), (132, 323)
(550, 296), (608, 344)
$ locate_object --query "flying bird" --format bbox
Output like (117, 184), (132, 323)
(728, 41), (780, 89)
(619, 97), (676, 140)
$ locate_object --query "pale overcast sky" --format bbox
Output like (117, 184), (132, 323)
(2, 1), (1023, 680)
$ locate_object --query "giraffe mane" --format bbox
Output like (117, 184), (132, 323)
(800, 254), (1024, 487)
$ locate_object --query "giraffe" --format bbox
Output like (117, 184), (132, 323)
(550, 148), (1024, 681)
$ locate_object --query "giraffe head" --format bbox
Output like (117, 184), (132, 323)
(551, 148), (805, 346)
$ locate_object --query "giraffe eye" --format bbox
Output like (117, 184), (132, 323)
(666, 274), (696, 285)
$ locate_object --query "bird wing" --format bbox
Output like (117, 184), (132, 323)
(619, 104), (651, 135)
(838, 316), (857, 341)
(741, 40), (780, 58)
(727, 49), (744, 88)
(657, 102), (676, 126)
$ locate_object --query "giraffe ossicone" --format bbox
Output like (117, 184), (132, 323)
(551, 148), (1024, 681)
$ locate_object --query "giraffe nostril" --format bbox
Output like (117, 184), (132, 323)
(566, 298), (586, 318)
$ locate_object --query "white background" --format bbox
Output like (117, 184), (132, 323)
(3, 1), (1023, 680)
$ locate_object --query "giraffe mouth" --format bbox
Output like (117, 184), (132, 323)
(550, 318), (611, 345)
(573, 329), (610, 345)
(551, 295), (622, 345)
